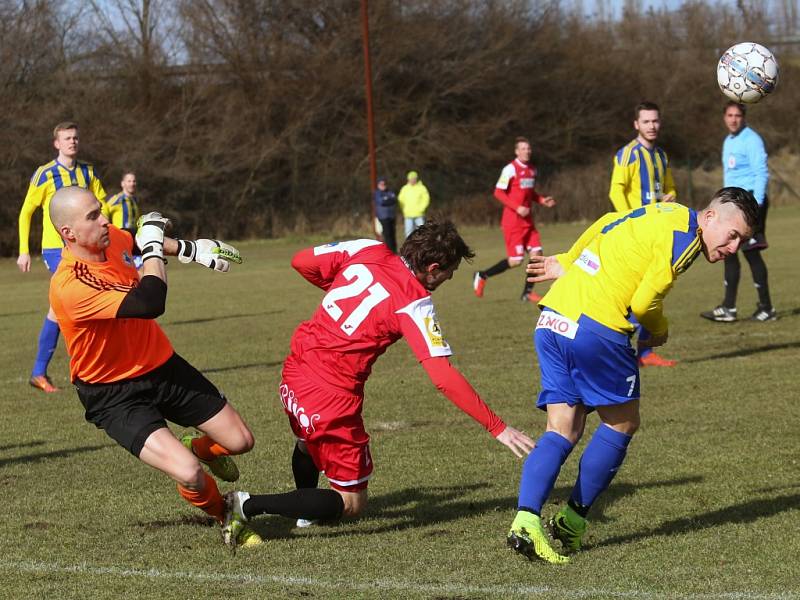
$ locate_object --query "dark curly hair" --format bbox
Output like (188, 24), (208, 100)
(400, 220), (475, 272)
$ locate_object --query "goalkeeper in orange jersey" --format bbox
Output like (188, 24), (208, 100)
(48, 185), (260, 547)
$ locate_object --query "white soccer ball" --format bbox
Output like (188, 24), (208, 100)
(717, 42), (779, 104)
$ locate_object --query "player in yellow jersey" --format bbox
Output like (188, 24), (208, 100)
(608, 101), (678, 368)
(506, 188), (758, 564)
(17, 122), (108, 393)
(106, 171), (142, 268)
(106, 171), (140, 233)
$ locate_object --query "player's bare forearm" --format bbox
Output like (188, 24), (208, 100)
(526, 255), (564, 283)
(495, 426), (535, 458)
(163, 237), (179, 256)
(141, 253), (168, 283)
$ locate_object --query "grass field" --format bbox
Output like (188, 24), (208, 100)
(1, 207), (799, 600)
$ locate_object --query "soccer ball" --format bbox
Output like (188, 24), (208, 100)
(717, 42), (779, 104)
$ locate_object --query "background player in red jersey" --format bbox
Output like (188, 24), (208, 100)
(220, 221), (535, 551)
(473, 137), (556, 303)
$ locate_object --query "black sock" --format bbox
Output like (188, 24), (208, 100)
(723, 254), (741, 308)
(744, 250), (771, 308)
(481, 259), (510, 279)
(243, 489), (344, 521)
(292, 443), (319, 489)
(522, 268), (534, 295)
(567, 498), (590, 518)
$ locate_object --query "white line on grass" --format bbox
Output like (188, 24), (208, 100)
(1, 559), (797, 599)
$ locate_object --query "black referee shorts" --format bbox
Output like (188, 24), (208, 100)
(75, 353), (227, 457)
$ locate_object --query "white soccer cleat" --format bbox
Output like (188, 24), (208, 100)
(296, 518), (318, 528)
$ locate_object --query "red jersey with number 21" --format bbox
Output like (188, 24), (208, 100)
(287, 240), (452, 395)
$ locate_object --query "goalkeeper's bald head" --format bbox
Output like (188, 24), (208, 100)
(50, 186), (109, 254)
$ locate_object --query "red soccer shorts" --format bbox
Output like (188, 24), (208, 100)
(279, 362), (372, 492)
(503, 222), (541, 260)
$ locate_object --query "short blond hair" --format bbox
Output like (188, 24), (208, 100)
(53, 121), (79, 139)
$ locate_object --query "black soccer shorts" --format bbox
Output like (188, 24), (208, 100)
(75, 353), (226, 457)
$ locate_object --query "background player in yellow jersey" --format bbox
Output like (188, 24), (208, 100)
(17, 122), (107, 393)
(506, 188), (758, 564)
(106, 171), (142, 268)
(106, 171), (140, 233)
(608, 101), (678, 368)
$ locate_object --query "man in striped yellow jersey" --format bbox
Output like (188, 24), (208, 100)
(106, 171), (140, 234)
(609, 101), (678, 368)
(506, 188), (758, 564)
(17, 121), (107, 393)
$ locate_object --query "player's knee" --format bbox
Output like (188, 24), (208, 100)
(508, 258), (523, 267)
(237, 426), (256, 453)
(339, 490), (368, 518)
(607, 416), (639, 436)
(225, 427), (255, 455)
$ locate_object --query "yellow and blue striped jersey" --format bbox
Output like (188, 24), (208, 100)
(18, 160), (107, 253)
(106, 192), (140, 230)
(609, 140), (677, 212)
(543, 203), (701, 338)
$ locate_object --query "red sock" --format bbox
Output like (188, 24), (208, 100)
(191, 435), (232, 461)
(177, 472), (225, 522)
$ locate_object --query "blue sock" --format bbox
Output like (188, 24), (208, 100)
(32, 317), (60, 377)
(517, 431), (574, 515)
(569, 423), (632, 513)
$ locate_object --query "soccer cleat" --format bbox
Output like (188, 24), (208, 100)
(222, 491), (263, 553)
(473, 272), (486, 298)
(29, 374), (59, 393)
(506, 511), (569, 564)
(700, 305), (738, 323)
(750, 305), (777, 322)
(236, 526), (264, 549)
(295, 518), (318, 528)
(521, 290), (543, 304)
(549, 505), (588, 552)
(181, 433), (240, 482)
(638, 352), (677, 368)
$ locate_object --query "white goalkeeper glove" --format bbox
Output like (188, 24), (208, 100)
(176, 239), (243, 272)
(136, 212), (171, 263)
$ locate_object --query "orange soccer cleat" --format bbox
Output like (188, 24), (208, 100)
(29, 375), (59, 393)
(638, 352), (677, 368)
(521, 290), (543, 304)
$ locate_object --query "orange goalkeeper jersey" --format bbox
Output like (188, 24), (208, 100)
(49, 226), (173, 383)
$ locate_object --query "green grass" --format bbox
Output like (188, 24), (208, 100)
(1, 209), (799, 599)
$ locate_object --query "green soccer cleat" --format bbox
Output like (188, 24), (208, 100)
(181, 433), (240, 482)
(549, 505), (588, 552)
(237, 525), (263, 549)
(222, 491), (262, 553)
(507, 511), (570, 564)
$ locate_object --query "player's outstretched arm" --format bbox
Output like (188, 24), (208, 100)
(495, 426), (535, 458)
(526, 255), (565, 283)
(422, 357), (534, 457)
(170, 238), (243, 273)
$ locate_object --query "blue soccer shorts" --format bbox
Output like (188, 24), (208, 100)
(534, 309), (640, 409)
(42, 248), (63, 274)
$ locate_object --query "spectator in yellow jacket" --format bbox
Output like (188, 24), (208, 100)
(398, 171), (430, 238)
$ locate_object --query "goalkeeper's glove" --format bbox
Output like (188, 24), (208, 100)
(136, 212), (171, 263)
(176, 239), (243, 272)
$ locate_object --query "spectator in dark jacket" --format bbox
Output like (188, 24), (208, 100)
(374, 177), (398, 253)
